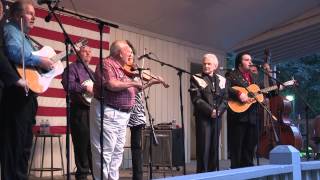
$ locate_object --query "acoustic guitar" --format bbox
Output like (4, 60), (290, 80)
(228, 79), (296, 113)
(16, 39), (88, 94)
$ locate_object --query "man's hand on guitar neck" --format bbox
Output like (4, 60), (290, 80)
(39, 57), (54, 71)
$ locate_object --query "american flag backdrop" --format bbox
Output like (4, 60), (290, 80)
(3, 1), (110, 127)
(32, 8), (110, 126)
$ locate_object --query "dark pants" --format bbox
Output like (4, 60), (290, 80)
(229, 121), (258, 169)
(1, 86), (37, 180)
(195, 117), (221, 173)
(130, 125), (144, 180)
(0, 85), (3, 177)
(70, 103), (93, 180)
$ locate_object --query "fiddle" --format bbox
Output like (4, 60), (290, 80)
(123, 63), (169, 88)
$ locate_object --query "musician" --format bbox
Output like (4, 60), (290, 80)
(61, 46), (94, 180)
(227, 51), (262, 168)
(125, 40), (165, 180)
(309, 115), (320, 160)
(0, 0), (27, 101)
(0, 1), (26, 178)
(90, 40), (142, 180)
(190, 53), (226, 172)
(1, 0), (53, 179)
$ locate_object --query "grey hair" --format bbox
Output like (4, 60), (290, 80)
(202, 53), (218, 66)
(109, 40), (128, 57)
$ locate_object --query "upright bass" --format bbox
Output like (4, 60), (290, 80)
(257, 49), (302, 158)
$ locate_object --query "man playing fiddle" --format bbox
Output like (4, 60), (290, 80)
(90, 40), (142, 180)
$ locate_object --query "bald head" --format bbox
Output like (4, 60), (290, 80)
(109, 40), (133, 65)
(202, 53), (219, 76)
(109, 40), (129, 57)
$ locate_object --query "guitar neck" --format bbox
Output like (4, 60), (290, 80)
(260, 85), (278, 93)
(52, 50), (72, 63)
(50, 39), (87, 63)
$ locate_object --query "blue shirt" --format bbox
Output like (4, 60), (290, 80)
(3, 21), (40, 66)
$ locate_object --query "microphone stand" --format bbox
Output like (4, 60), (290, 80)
(64, 37), (71, 180)
(142, 54), (199, 175)
(49, 5), (119, 29)
(212, 80), (228, 171)
(44, 4), (76, 180)
(48, 4), (119, 179)
(280, 71), (318, 160)
(214, 75), (220, 171)
(244, 84), (280, 164)
(258, 67), (286, 164)
(137, 68), (159, 179)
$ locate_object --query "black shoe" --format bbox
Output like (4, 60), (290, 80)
(75, 174), (88, 180)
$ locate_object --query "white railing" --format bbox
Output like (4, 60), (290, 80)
(301, 161), (320, 180)
(157, 145), (320, 180)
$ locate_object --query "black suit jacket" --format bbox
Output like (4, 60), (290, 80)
(0, 24), (19, 88)
(227, 69), (263, 125)
(190, 73), (227, 120)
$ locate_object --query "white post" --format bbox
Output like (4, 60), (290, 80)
(269, 145), (301, 180)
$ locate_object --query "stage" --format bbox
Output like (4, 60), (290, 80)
(28, 159), (270, 179)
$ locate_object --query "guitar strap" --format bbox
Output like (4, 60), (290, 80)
(26, 35), (43, 50)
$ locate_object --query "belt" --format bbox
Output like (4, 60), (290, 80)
(106, 104), (131, 113)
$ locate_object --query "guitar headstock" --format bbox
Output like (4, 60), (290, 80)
(283, 78), (298, 87)
(74, 38), (89, 51)
(264, 48), (271, 63)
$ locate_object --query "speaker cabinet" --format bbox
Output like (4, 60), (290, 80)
(142, 129), (184, 167)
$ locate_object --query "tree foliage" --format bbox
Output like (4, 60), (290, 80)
(277, 53), (320, 118)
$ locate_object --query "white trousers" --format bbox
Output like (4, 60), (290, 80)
(90, 98), (130, 180)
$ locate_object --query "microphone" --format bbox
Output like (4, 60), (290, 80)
(249, 64), (263, 68)
(130, 67), (150, 71)
(137, 53), (151, 60)
(269, 70), (280, 74)
(37, 0), (59, 5)
(249, 64), (280, 73)
(44, 12), (52, 22)
(219, 67), (234, 71)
